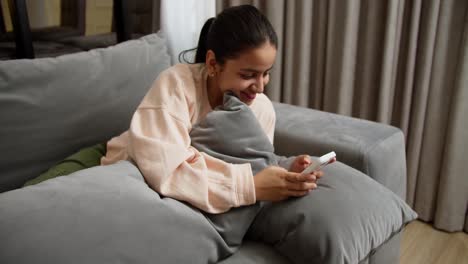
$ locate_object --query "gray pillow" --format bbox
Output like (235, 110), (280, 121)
(246, 161), (418, 263)
(190, 92), (417, 263)
(0, 161), (234, 263)
(0, 33), (171, 192)
(190, 92), (278, 250)
(190, 92), (278, 175)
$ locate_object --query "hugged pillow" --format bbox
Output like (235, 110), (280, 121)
(190, 92), (278, 175)
(0, 33), (171, 192)
(190, 92), (279, 249)
(189, 91), (417, 262)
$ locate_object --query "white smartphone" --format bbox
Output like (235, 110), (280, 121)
(301, 151), (336, 175)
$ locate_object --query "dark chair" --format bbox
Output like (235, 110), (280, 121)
(1, 0), (160, 60)
(31, 0), (86, 41)
(60, 0), (160, 51)
(0, 1), (16, 59)
(0, 0), (85, 60)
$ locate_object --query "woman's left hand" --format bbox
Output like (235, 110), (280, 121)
(289, 155), (324, 180)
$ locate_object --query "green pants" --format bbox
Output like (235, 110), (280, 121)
(23, 143), (106, 187)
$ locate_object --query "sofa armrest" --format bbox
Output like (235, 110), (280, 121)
(273, 102), (407, 199)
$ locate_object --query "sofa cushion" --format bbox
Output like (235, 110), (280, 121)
(0, 161), (234, 263)
(246, 161), (417, 263)
(0, 33), (171, 192)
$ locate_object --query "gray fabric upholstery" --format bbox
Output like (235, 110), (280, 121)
(190, 92), (278, 175)
(218, 241), (291, 264)
(0, 161), (232, 264)
(244, 161), (416, 264)
(221, 231), (403, 264)
(0, 161), (416, 264)
(0, 33), (170, 192)
(190, 92), (271, 250)
(189, 93), (416, 263)
(273, 102), (407, 199)
(190, 92), (285, 252)
(367, 231), (401, 264)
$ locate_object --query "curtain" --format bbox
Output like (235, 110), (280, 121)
(160, 0), (215, 64)
(216, 0), (468, 233)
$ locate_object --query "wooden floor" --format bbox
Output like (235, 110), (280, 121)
(400, 220), (468, 264)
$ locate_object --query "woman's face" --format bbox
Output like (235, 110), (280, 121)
(208, 42), (277, 105)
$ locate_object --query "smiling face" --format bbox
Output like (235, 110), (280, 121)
(206, 42), (277, 106)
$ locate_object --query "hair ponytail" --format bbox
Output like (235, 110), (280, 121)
(179, 5), (278, 65)
(194, 18), (215, 63)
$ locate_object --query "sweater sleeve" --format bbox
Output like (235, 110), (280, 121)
(127, 67), (256, 214)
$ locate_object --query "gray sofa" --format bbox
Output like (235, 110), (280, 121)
(0, 33), (415, 264)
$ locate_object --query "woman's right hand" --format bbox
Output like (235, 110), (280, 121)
(253, 166), (318, 202)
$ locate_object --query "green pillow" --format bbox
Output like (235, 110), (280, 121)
(23, 143), (106, 187)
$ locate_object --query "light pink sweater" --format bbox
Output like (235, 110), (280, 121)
(101, 63), (276, 214)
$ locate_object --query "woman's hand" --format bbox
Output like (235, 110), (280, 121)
(289, 155), (311, 173)
(289, 155), (325, 179)
(253, 166), (318, 202)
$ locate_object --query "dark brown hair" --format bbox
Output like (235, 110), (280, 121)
(180, 5), (278, 64)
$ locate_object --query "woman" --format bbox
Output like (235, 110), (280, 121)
(102, 5), (327, 262)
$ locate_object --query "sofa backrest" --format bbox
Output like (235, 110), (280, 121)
(0, 33), (171, 192)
